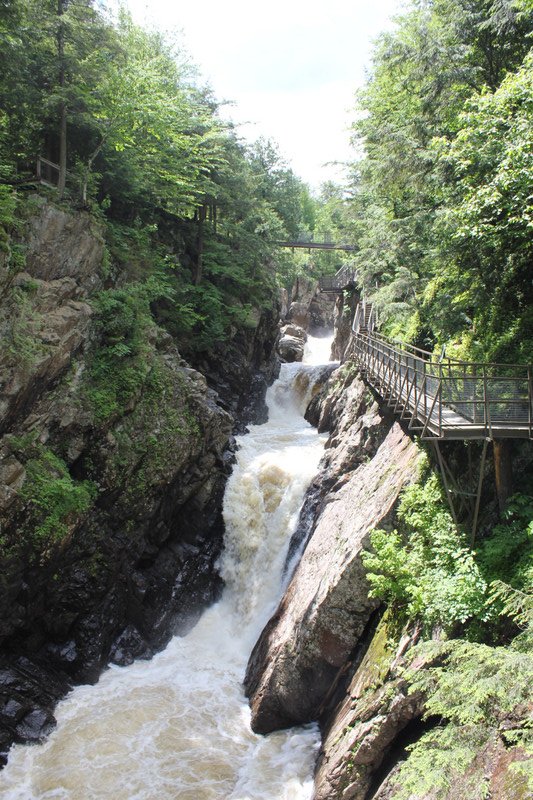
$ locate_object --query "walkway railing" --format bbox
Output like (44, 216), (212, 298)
(277, 238), (356, 252)
(318, 265), (358, 293)
(352, 327), (533, 440)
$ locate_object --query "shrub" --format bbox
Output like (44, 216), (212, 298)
(19, 447), (97, 547)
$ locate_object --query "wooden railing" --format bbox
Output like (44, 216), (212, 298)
(351, 325), (533, 440)
(36, 157), (61, 187)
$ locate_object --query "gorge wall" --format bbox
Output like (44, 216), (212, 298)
(245, 366), (423, 733)
(0, 198), (280, 763)
(245, 341), (531, 799)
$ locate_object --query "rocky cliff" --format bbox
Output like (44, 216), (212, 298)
(245, 358), (532, 799)
(245, 366), (423, 732)
(0, 198), (280, 763)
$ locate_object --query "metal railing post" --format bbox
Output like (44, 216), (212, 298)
(483, 367), (492, 438)
(527, 367), (533, 439)
(439, 364), (443, 436)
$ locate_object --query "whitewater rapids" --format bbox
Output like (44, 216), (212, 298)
(0, 335), (335, 800)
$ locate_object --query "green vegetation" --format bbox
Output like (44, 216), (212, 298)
(352, 11), (533, 783)
(362, 472), (489, 635)
(393, 637), (533, 799)
(4, 281), (47, 371)
(103, 361), (202, 501)
(362, 466), (533, 797)
(0, 185), (26, 290)
(346, 0), (533, 362)
(17, 445), (96, 548)
(0, 1), (343, 353)
(82, 277), (167, 424)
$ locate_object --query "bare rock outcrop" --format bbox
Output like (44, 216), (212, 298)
(331, 289), (359, 361)
(0, 274), (92, 434)
(0, 197), (280, 763)
(244, 368), (422, 733)
(314, 622), (426, 800)
(314, 620), (532, 800)
(277, 323), (307, 363)
(24, 198), (105, 293)
(287, 300), (311, 330)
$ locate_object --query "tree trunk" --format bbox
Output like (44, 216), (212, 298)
(193, 204), (207, 285)
(493, 439), (513, 514)
(57, 0), (67, 198)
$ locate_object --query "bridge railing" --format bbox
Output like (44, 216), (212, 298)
(352, 330), (532, 439)
(318, 266), (358, 293)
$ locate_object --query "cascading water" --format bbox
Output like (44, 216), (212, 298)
(1, 336), (335, 800)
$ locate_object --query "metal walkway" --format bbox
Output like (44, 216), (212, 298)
(276, 239), (356, 252)
(351, 302), (533, 441)
(317, 265), (358, 293)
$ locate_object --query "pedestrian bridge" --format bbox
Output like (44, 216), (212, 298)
(351, 302), (532, 441)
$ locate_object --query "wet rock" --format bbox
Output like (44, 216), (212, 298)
(245, 416), (422, 733)
(277, 323), (307, 362)
(286, 301), (310, 329)
(278, 334), (305, 363)
(109, 625), (152, 666)
(0, 657), (71, 757)
(15, 708), (55, 742)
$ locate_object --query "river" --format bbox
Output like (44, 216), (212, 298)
(1, 336), (334, 800)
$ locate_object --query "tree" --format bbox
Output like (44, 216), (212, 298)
(347, 0), (533, 352)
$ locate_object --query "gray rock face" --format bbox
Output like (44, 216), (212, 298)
(287, 301), (311, 330)
(24, 199), (104, 294)
(309, 292), (336, 334)
(331, 290), (359, 361)
(0, 198), (280, 761)
(245, 370), (422, 733)
(277, 323), (307, 363)
(0, 273), (92, 434)
(284, 277), (336, 335)
(313, 621), (425, 800)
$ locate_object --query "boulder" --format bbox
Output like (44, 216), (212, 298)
(277, 323), (307, 363)
(280, 323), (307, 341)
(245, 399), (422, 732)
(286, 301), (310, 330)
(277, 336), (304, 363)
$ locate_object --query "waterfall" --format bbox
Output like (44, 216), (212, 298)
(1, 336), (334, 800)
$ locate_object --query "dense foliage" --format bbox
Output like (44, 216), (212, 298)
(362, 472), (489, 635)
(353, 13), (533, 787)
(0, 0), (338, 350)
(362, 470), (533, 796)
(347, 0), (533, 361)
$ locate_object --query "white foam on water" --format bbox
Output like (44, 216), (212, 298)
(0, 338), (335, 800)
(303, 334), (334, 366)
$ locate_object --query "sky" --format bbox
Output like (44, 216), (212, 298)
(118, 0), (402, 190)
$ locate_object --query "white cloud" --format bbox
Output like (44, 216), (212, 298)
(116, 0), (401, 188)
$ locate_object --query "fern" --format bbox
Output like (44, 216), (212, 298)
(388, 638), (533, 800)
(362, 474), (488, 633)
